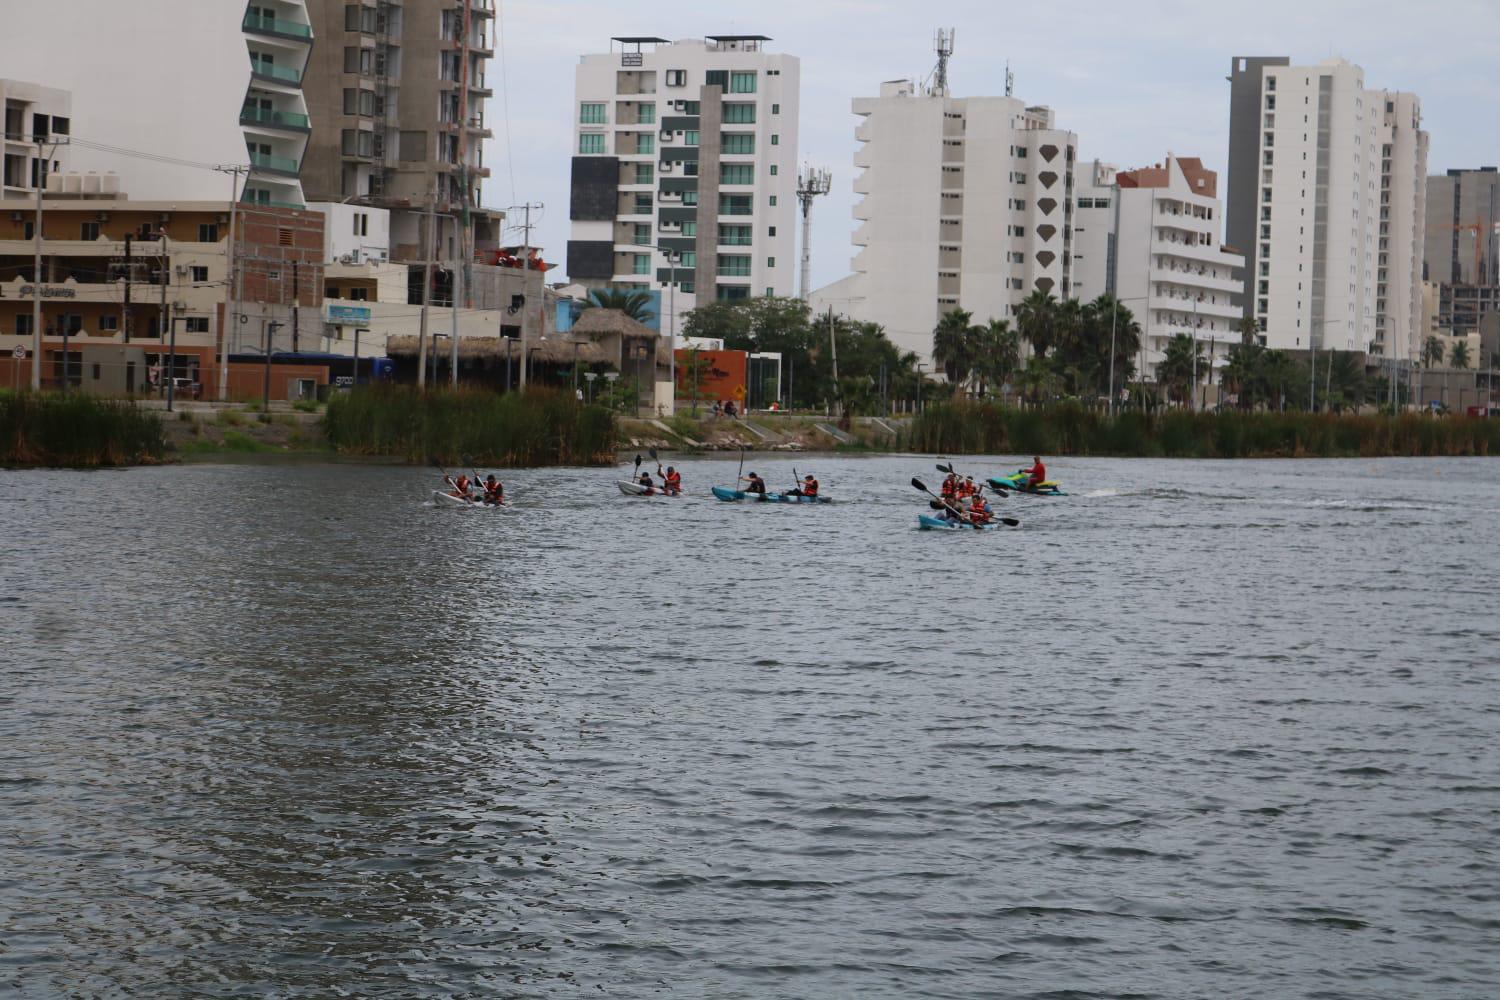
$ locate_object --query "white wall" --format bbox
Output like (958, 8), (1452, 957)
(0, 1), (247, 201)
(310, 203), (391, 264)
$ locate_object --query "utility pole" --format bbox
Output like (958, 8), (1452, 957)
(513, 202), (541, 390)
(291, 259), (300, 353)
(450, 260), (460, 388)
(215, 164), (248, 402)
(795, 166), (831, 300)
(122, 235), (132, 344)
(418, 187), (436, 389)
(160, 230), (169, 394)
(263, 320), (283, 414)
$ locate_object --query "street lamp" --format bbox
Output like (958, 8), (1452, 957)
(1309, 318), (1346, 412)
(584, 370), (597, 404)
(603, 370), (619, 411)
(917, 363), (927, 412)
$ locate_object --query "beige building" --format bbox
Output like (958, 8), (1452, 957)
(300, 0), (500, 263)
(1, 79), (71, 200)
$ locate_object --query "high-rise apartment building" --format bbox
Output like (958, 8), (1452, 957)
(813, 78), (1077, 365)
(243, 1), (314, 209)
(1225, 56), (1427, 361)
(1072, 155), (1245, 378)
(568, 35), (800, 324)
(301, 0), (499, 262)
(1423, 167), (1500, 334)
(1, 79), (71, 199)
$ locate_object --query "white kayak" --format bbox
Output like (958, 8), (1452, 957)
(431, 490), (504, 508)
(617, 479), (679, 497)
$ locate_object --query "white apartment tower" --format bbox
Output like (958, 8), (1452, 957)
(569, 35), (800, 325)
(243, 1), (314, 209)
(1, 79), (71, 199)
(813, 78), (1078, 366)
(1226, 57), (1427, 360)
(1073, 155), (1245, 378)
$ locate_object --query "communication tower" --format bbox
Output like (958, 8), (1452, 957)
(796, 165), (832, 300)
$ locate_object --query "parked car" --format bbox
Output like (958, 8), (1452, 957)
(167, 376), (201, 399)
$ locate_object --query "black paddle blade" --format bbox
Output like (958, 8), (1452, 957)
(1001, 516), (1021, 527)
(633, 454), (641, 468)
(937, 462), (954, 474)
(911, 477), (929, 493)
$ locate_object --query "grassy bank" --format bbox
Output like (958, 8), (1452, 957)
(324, 386), (617, 466)
(1, 391), (167, 467)
(908, 402), (1500, 458)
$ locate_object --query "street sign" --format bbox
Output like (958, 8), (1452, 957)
(12, 345), (24, 360)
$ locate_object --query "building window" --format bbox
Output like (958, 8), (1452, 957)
(636, 133), (654, 155)
(717, 285), (749, 301)
(719, 194), (753, 216)
(682, 101), (700, 115)
(768, 226), (776, 237)
(98, 316), (118, 332)
(719, 224), (752, 246)
(633, 193), (653, 214)
(767, 257), (775, 268)
(768, 195), (777, 207)
(682, 191), (698, 206)
(348, 288), (368, 301)
(632, 254), (650, 275)
(580, 102), (606, 124)
(769, 164), (778, 176)
(579, 133), (605, 155)
(717, 254), (752, 276)
(681, 221), (696, 237)
(772, 103), (780, 115)
(729, 71), (757, 94)
(705, 70), (728, 89)
(632, 223), (650, 245)
(634, 162), (653, 184)
(16, 314), (33, 336)
(80, 222), (99, 241)
(723, 103), (756, 124)
(770, 133), (779, 145)
(638, 103), (656, 125)
(665, 69), (687, 87)
(185, 317), (209, 333)
(683, 130), (699, 146)
(680, 281), (695, 294)
(721, 133), (755, 155)
(190, 266), (208, 283)
(720, 163), (753, 185)
(198, 223), (219, 242)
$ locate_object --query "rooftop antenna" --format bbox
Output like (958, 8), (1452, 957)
(932, 28), (955, 96)
(796, 165), (832, 300)
(1005, 60), (1014, 97)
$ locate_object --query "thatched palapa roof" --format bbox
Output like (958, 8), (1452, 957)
(385, 335), (612, 364)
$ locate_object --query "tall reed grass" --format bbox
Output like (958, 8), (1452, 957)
(324, 386), (617, 466)
(1, 391), (167, 466)
(908, 401), (1500, 458)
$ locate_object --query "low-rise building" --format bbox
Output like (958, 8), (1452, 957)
(1, 78), (71, 200)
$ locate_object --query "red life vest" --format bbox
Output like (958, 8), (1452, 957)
(803, 478), (818, 496)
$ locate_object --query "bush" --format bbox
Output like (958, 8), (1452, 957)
(1, 392), (166, 466)
(906, 401), (1499, 458)
(324, 386), (618, 466)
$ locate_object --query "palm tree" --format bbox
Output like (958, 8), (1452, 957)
(1086, 295), (1142, 403)
(1258, 350), (1298, 411)
(1450, 340), (1471, 370)
(1325, 350), (1365, 412)
(1236, 315), (1261, 348)
(931, 308), (977, 395)
(1219, 341), (1264, 410)
(971, 318), (1021, 398)
(1156, 333), (1202, 407)
(580, 287), (656, 323)
(1423, 335), (1446, 369)
(1015, 288), (1060, 360)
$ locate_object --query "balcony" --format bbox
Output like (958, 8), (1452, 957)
(249, 151), (300, 175)
(250, 60), (303, 86)
(243, 12), (313, 40)
(240, 196), (306, 211)
(240, 106), (311, 132)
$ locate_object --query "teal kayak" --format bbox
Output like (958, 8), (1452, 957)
(713, 486), (831, 503)
(917, 514), (999, 531)
(989, 473), (1065, 496)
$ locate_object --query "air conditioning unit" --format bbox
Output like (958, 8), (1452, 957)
(10, 212), (22, 222)
(174, 265), (190, 275)
(673, 100), (685, 110)
(97, 212), (109, 222)
(217, 214), (229, 224)
(659, 161), (673, 173)
(158, 213), (170, 222)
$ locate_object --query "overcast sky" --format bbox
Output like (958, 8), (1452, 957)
(486, 0), (1500, 290)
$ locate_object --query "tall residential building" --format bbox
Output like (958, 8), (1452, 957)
(243, 1), (314, 209)
(1225, 56), (1428, 361)
(1423, 167), (1500, 333)
(812, 78), (1078, 366)
(568, 35), (800, 325)
(301, 0), (500, 262)
(1072, 155), (1245, 378)
(1, 79), (71, 199)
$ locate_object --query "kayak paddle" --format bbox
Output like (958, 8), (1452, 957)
(911, 477), (1019, 528)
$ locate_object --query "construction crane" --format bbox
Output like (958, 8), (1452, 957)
(1427, 219), (1500, 285)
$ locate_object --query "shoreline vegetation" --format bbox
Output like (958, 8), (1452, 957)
(1, 391), (167, 467)
(323, 386), (617, 466)
(907, 401), (1500, 458)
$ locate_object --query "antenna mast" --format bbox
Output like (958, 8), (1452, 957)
(932, 28), (955, 96)
(1005, 60), (1014, 97)
(796, 165), (832, 299)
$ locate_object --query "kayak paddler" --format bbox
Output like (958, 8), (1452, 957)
(445, 473), (472, 499)
(788, 473), (818, 497)
(661, 465), (682, 496)
(967, 493), (992, 525)
(940, 473), (959, 500)
(637, 471), (656, 494)
(481, 474), (504, 505)
(741, 472), (767, 495)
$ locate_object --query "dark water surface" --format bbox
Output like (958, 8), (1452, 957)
(3, 455), (1498, 998)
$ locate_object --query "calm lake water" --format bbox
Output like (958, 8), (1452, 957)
(3, 455), (1498, 998)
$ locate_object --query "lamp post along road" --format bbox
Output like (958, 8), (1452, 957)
(652, 244), (679, 414)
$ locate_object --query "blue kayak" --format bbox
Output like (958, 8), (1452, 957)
(917, 514), (999, 531)
(713, 486), (831, 503)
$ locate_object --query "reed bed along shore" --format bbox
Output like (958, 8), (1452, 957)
(907, 402), (1500, 458)
(324, 386), (617, 466)
(1, 391), (167, 467)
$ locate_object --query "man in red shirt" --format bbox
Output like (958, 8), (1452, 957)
(1021, 457), (1046, 490)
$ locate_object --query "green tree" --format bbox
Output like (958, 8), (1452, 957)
(580, 287), (657, 323)
(1156, 333), (1202, 407)
(1016, 288), (1061, 360)
(1080, 295), (1141, 403)
(1422, 335), (1446, 368)
(1236, 315), (1261, 348)
(971, 318), (1021, 399)
(1219, 341), (1265, 410)
(1324, 350), (1365, 413)
(1450, 340), (1471, 369)
(931, 308), (978, 394)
